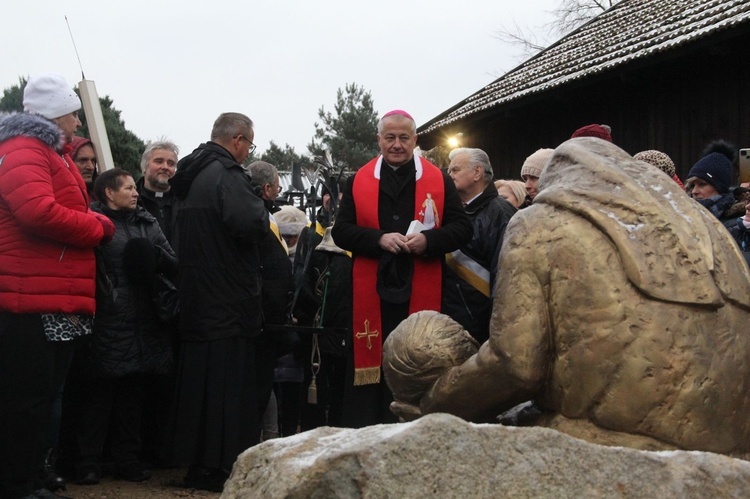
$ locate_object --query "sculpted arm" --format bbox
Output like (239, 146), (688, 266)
(420, 224), (550, 422)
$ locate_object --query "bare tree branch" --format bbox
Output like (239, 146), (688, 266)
(495, 0), (621, 63)
(551, 0), (619, 36)
(495, 20), (547, 57)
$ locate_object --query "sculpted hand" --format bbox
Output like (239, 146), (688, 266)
(390, 400), (423, 422)
(404, 232), (427, 255)
(379, 232), (410, 254)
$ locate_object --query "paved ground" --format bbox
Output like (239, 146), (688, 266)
(61, 468), (221, 498)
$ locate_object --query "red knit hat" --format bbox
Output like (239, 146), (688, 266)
(571, 124), (612, 142)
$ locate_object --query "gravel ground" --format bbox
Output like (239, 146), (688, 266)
(60, 468), (222, 499)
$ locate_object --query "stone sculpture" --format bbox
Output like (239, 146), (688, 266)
(385, 138), (750, 458)
(383, 311), (479, 404)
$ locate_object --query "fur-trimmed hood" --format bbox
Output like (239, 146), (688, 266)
(0, 112), (66, 153)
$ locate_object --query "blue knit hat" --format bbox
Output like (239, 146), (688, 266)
(687, 152), (732, 194)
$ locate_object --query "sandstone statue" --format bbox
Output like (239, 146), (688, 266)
(383, 311), (479, 404)
(386, 138), (750, 458)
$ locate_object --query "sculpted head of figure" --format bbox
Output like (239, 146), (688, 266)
(383, 311), (479, 405)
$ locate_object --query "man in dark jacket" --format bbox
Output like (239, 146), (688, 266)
(444, 148), (516, 343)
(136, 140), (179, 243)
(167, 112), (269, 492)
(247, 160), (294, 422)
(331, 109), (472, 427)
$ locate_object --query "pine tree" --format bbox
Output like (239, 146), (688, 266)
(308, 83), (379, 171)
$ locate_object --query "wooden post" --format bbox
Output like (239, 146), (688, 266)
(78, 79), (115, 172)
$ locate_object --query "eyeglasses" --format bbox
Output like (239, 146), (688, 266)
(235, 135), (257, 154)
(266, 183), (281, 192)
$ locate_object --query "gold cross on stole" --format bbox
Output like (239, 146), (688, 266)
(355, 319), (379, 350)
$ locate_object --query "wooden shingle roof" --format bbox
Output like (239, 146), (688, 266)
(419, 0), (750, 134)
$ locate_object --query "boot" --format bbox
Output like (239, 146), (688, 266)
(43, 448), (67, 492)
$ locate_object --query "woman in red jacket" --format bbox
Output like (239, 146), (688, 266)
(0, 73), (114, 499)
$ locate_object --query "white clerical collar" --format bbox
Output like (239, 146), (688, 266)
(374, 155), (423, 180)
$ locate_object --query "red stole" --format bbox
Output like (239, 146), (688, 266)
(351, 155), (444, 385)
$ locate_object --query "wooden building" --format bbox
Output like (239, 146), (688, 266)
(417, 0), (750, 182)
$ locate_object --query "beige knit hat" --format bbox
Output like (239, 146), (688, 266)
(274, 205), (308, 236)
(520, 148), (554, 180)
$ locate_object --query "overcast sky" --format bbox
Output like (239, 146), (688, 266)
(2, 1), (559, 159)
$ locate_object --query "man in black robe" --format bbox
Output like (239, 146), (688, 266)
(332, 110), (471, 427)
(167, 113), (269, 492)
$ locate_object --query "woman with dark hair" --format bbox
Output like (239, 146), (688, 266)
(74, 168), (176, 485)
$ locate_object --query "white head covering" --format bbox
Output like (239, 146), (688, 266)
(23, 73), (81, 119)
(275, 205), (308, 236)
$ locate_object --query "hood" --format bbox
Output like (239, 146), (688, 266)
(169, 141), (237, 200)
(535, 138), (750, 309)
(0, 112), (66, 153)
(70, 135), (93, 159)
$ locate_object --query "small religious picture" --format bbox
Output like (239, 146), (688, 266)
(418, 193), (440, 229)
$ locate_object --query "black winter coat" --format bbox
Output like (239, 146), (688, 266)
(293, 221), (352, 356)
(136, 176), (173, 243)
(90, 202), (176, 377)
(169, 142), (270, 341)
(259, 210), (294, 327)
(442, 184), (516, 343)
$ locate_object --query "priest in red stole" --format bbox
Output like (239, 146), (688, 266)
(332, 110), (472, 427)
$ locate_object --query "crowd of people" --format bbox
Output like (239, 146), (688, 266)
(1, 73), (749, 499)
